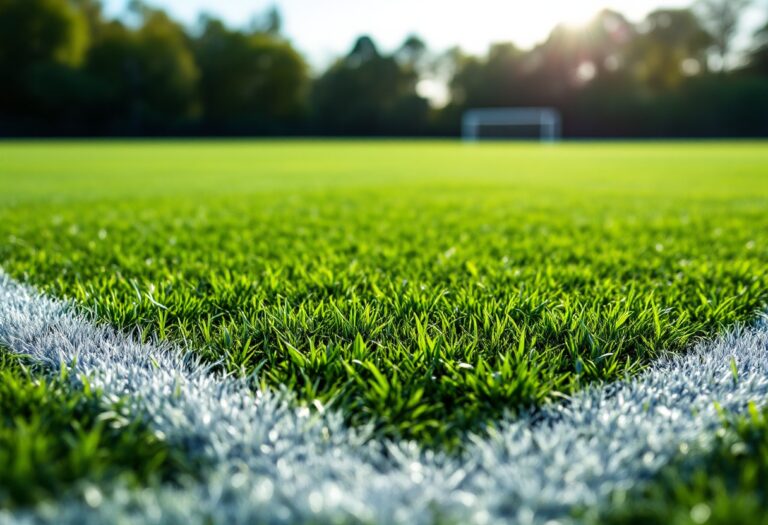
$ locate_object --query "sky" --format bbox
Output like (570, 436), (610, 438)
(104, 0), (767, 69)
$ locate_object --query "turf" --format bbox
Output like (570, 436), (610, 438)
(598, 404), (768, 525)
(1, 141), (767, 447)
(0, 351), (192, 508)
(4, 272), (768, 524)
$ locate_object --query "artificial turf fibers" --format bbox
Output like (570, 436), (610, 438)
(0, 351), (193, 508)
(1, 141), (767, 448)
(598, 404), (768, 525)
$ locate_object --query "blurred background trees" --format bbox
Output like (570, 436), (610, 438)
(311, 35), (429, 135)
(193, 16), (308, 134)
(0, 0), (89, 131)
(696, 0), (752, 70)
(85, 4), (200, 132)
(0, 0), (766, 137)
(748, 21), (768, 73)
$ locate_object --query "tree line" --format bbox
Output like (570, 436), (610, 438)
(1, 0), (767, 137)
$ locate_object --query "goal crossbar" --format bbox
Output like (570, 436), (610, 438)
(462, 107), (562, 142)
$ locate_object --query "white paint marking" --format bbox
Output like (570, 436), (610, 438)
(1, 271), (767, 524)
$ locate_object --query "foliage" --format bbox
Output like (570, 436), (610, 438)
(0, 1), (310, 135)
(311, 36), (430, 135)
(193, 17), (308, 131)
(446, 6), (768, 137)
(0, 0), (89, 121)
(748, 22), (768, 75)
(0, 1), (766, 136)
(696, 0), (753, 67)
(1, 141), (767, 448)
(85, 7), (200, 129)
(629, 9), (712, 89)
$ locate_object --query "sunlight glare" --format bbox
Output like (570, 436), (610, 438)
(550, 2), (599, 29)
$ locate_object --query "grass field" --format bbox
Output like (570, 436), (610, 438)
(1, 141), (768, 521)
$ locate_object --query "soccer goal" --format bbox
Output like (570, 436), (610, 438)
(462, 107), (562, 142)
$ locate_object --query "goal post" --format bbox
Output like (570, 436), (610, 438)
(462, 107), (562, 142)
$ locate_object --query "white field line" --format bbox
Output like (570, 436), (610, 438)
(1, 272), (768, 525)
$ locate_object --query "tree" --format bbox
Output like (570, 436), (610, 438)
(747, 22), (768, 74)
(249, 5), (281, 35)
(84, 7), (199, 132)
(312, 36), (429, 135)
(193, 17), (309, 131)
(396, 35), (427, 71)
(449, 43), (527, 107)
(629, 9), (712, 90)
(574, 10), (635, 79)
(696, 0), (752, 70)
(347, 35), (379, 66)
(0, 0), (89, 118)
(448, 11), (634, 114)
(69, 0), (104, 35)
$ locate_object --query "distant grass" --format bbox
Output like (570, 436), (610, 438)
(1, 141), (767, 447)
(0, 351), (192, 508)
(598, 404), (768, 525)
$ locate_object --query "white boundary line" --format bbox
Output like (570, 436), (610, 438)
(1, 271), (768, 524)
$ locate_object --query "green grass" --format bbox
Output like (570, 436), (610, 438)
(1, 141), (767, 447)
(0, 351), (193, 508)
(598, 404), (768, 525)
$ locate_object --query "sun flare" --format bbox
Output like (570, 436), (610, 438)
(550, 2), (599, 28)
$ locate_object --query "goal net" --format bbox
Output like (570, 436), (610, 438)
(462, 108), (562, 142)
